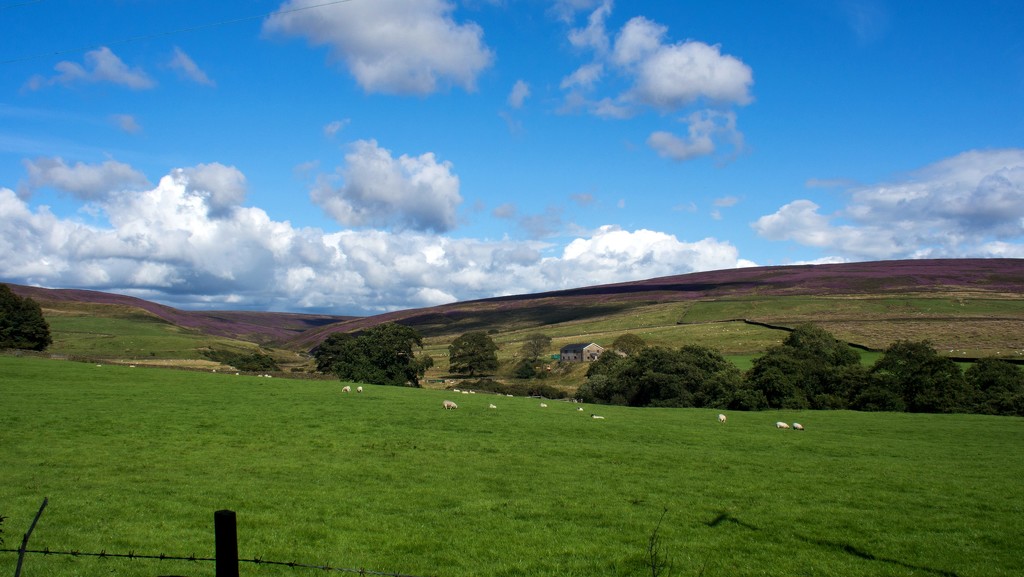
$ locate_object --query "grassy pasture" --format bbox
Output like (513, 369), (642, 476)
(2, 356), (1022, 577)
(41, 304), (310, 369)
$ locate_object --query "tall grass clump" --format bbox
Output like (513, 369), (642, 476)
(2, 355), (1022, 577)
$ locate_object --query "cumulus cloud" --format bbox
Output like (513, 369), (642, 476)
(619, 20), (753, 108)
(567, 0), (612, 53)
(174, 163), (247, 217)
(507, 80), (531, 109)
(311, 139), (463, 233)
(169, 47), (215, 86)
(263, 0), (494, 95)
(753, 148), (1024, 259)
(24, 47), (154, 91)
(647, 110), (743, 161)
(1, 161), (758, 314)
(20, 157), (150, 200)
(548, 225), (755, 286)
(559, 4), (752, 161)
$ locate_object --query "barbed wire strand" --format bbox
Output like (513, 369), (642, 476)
(0, 547), (430, 577)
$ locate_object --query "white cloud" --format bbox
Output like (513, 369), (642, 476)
(559, 5), (752, 162)
(311, 139), (463, 233)
(753, 149), (1024, 259)
(560, 62), (604, 91)
(323, 119), (350, 138)
(263, 0), (493, 95)
(611, 16), (664, 67)
(549, 225), (754, 286)
(111, 114), (142, 134)
(625, 29), (753, 108)
(507, 80), (531, 109)
(492, 203), (517, 219)
(647, 110), (743, 161)
(567, 0), (612, 53)
(174, 163), (247, 217)
(169, 47), (215, 86)
(20, 157), (150, 200)
(1, 161), (759, 314)
(25, 47), (154, 91)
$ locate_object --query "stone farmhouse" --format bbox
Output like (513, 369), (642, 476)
(559, 342), (605, 362)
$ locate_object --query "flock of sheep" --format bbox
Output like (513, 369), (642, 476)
(345, 385), (806, 429)
(440, 399), (806, 428)
(441, 397), (606, 418)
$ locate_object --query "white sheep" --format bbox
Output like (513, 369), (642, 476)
(577, 407), (584, 412)
(489, 403), (497, 409)
(718, 413), (727, 424)
(342, 386), (351, 393)
(443, 400), (458, 410)
(591, 414), (605, 419)
(356, 386), (363, 393)
(776, 421), (791, 429)
(792, 423), (804, 430)
(539, 402), (548, 408)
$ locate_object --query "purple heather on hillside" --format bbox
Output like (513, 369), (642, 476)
(8, 258), (1023, 349)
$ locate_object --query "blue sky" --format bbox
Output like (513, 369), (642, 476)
(1, 0), (1022, 315)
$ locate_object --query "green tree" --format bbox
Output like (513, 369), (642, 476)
(519, 333), (552, 362)
(449, 331), (499, 377)
(0, 284), (52, 351)
(965, 357), (1024, 416)
(579, 344), (741, 408)
(871, 340), (975, 413)
(313, 332), (355, 373)
(745, 324), (865, 409)
(611, 333), (647, 356)
(513, 333), (552, 379)
(313, 323), (430, 387)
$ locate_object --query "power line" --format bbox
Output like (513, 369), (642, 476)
(2, 0), (355, 65)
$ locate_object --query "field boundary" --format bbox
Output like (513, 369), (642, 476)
(1, 500), (428, 577)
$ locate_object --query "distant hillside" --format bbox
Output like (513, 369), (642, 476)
(6, 284), (354, 346)
(8, 258), (1024, 356)
(285, 258), (1024, 348)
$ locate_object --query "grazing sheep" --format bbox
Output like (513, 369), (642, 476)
(540, 402), (548, 408)
(776, 421), (791, 429)
(356, 386), (363, 393)
(342, 386), (351, 393)
(718, 413), (727, 424)
(577, 407), (584, 412)
(489, 403), (497, 409)
(591, 414), (605, 419)
(443, 400), (458, 410)
(792, 423), (804, 430)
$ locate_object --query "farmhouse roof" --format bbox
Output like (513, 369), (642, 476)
(560, 342), (602, 352)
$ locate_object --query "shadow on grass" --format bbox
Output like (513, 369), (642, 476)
(703, 512), (960, 577)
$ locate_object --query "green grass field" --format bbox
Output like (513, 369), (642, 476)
(2, 355), (1022, 577)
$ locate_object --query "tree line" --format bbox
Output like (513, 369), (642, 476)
(0, 284), (51, 351)
(313, 321), (1023, 417)
(579, 324), (1024, 417)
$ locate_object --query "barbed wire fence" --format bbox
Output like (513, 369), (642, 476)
(0, 498), (432, 577)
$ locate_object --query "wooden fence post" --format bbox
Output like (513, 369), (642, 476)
(214, 510), (239, 577)
(14, 497), (48, 577)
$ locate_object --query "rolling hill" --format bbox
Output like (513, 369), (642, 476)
(8, 258), (1024, 366)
